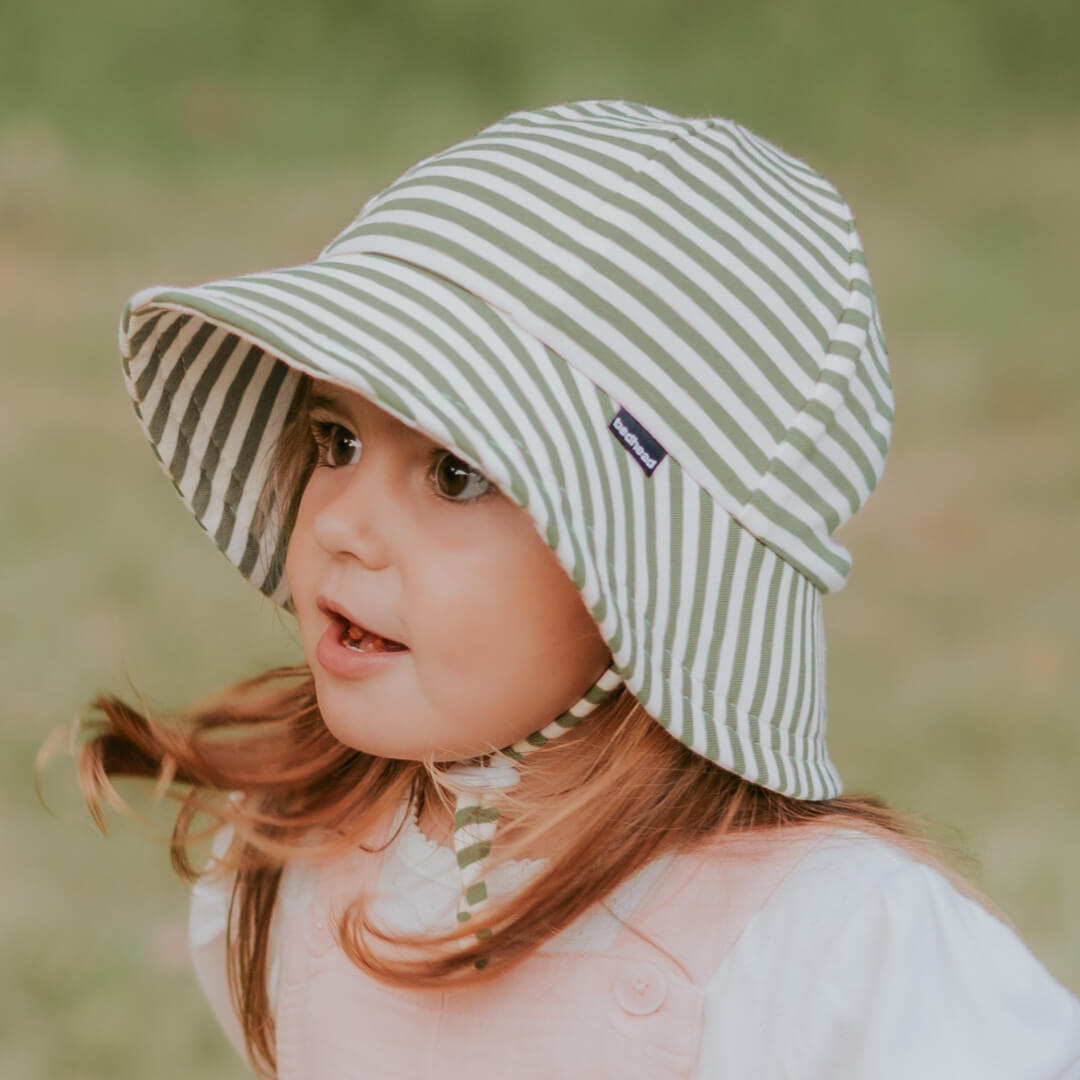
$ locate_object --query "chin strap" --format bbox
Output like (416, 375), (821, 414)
(445, 662), (625, 959)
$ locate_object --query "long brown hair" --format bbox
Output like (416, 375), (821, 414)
(52, 374), (985, 1078)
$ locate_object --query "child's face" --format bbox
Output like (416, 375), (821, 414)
(285, 381), (612, 761)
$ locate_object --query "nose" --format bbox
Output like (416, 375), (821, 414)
(308, 461), (396, 571)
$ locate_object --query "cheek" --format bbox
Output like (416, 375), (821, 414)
(410, 523), (607, 704)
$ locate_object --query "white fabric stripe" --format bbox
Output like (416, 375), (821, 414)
(734, 551), (772, 785)
(605, 420), (636, 676)
(733, 551), (769, 723)
(790, 585), (820, 779)
(646, 451), (676, 732)
(758, 562), (795, 793)
(782, 579), (811, 799)
(486, 115), (680, 155)
(391, 158), (823, 410)
(667, 469), (700, 744)
(756, 560), (794, 794)
(715, 529), (757, 772)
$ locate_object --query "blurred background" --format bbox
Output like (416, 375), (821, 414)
(3, 0), (1078, 1075)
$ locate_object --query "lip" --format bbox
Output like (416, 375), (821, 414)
(315, 616), (411, 680)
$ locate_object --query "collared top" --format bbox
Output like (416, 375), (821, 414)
(189, 809), (1080, 1078)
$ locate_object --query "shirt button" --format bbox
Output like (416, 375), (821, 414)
(613, 960), (667, 1016)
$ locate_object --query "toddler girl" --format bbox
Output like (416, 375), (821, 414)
(74, 100), (1080, 1077)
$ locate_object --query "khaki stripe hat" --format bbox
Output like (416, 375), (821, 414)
(120, 99), (892, 801)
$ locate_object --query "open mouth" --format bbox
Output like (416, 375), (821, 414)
(336, 616), (409, 654)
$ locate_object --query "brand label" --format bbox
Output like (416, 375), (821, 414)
(608, 408), (667, 477)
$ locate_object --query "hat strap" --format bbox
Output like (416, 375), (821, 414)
(447, 662), (625, 953)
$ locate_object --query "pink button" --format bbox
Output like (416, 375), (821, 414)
(613, 960), (667, 1016)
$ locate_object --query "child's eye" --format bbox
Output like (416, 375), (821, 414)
(430, 450), (493, 503)
(311, 420), (362, 468)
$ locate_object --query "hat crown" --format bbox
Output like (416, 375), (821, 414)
(321, 99), (893, 592)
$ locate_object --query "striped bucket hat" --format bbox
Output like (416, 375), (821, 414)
(120, 99), (892, 801)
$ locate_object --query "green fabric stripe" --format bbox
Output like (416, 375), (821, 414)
(748, 556), (789, 793)
(584, 680), (617, 705)
(726, 541), (766, 718)
(681, 488), (712, 747)
(456, 841), (492, 869)
(558, 372), (624, 654)
(454, 805), (500, 830)
(701, 515), (741, 761)
(656, 460), (685, 734)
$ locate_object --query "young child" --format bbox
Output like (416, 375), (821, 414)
(75, 100), (1080, 1077)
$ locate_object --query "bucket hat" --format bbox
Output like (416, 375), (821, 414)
(119, 99), (892, 802)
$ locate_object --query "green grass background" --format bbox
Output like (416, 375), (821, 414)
(4, 1), (1079, 1075)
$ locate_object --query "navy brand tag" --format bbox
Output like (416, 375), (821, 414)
(608, 407), (667, 477)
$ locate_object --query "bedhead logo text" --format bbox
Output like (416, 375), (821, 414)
(608, 408), (667, 477)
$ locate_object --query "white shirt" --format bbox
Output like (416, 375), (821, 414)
(190, 810), (1080, 1078)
